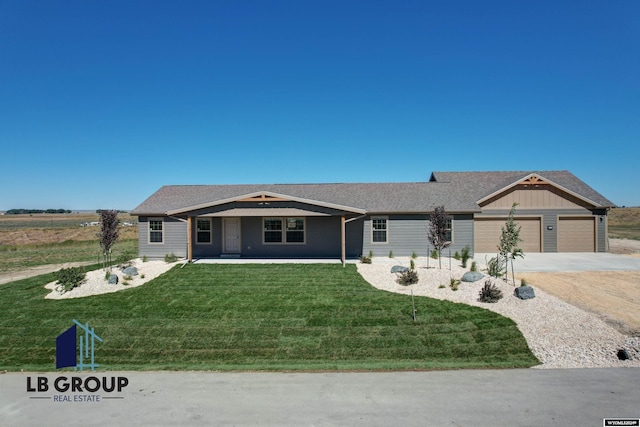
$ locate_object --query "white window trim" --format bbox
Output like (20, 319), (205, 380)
(445, 217), (454, 245)
(262, 217), (306, 245)
(371, 216), (388, 244)
(195, 218), (213, 245)
(148, 217), (164, 245)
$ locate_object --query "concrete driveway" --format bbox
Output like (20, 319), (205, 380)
(473, 252), (640, 272)
(2, 369), (640, 427)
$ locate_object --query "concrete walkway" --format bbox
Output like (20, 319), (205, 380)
(2, 369), (639, 426)
(473, 252), (640, 272)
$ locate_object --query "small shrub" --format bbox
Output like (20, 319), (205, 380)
(410, 259), (415, 270)
(438, 284), (446, 289)
(430, 249), (439, 260)
(116, 251), (134, 268)
(411, 251), (418, 259)
(520, 278), (528, 287)
(142, 255), (148, 263)
(122, 281), (131, 286)
(360, 255), (372, 264)
(141, 274), (145, 279)
(479, 280), (503, 303)
(388, 250), (394, 258)
(54, 267), (86, 294)
(164, 253), (179, 263)
(104, 270), (111, 280)
(470, 261), (478, 272)
(453, 251), (460, 260)
(486, 255), (506, 278)
(460, 245), (471, 268)
(124, 275), (133, 281)
(396, 269), (419, 286)
(450, 278), (460, 291)
(368, 250), (373, 258)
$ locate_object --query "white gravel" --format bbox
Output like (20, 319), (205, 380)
(44, 258), (179, 299)
(357, 257), (640, 369)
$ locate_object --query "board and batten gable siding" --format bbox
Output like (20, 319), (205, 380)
(362, 214), (473, 258)
(138, 216), (188, 258)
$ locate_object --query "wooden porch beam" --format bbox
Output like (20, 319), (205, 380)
(187, 216), (193, 262)
(341, 215), (346, 267)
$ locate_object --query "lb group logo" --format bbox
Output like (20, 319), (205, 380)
(56, 319), (103, 371)
(27, 319), (129, 403)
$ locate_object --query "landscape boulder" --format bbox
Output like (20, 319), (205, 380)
(461, 271), (484, 282)
(123, 266), (138, 276)
(514, 285), (536, 300)
(108, 274), (119, 285)
(391, 265), (409, 274)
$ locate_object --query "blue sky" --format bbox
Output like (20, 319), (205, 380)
(1, 0), (638, 210)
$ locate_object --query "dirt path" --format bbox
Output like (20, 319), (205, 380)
(0, 261), (95, 285)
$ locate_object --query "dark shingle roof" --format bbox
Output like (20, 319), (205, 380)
(131, 171), (614, 215)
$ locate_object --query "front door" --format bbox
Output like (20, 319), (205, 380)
(223, 218), (241, 253)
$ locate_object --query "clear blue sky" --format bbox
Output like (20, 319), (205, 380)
(1, 0), (638, 210)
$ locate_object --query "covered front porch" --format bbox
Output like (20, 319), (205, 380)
(172, 192), (366, 265)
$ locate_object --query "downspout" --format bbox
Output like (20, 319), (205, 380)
(168, 216), (190, 262)
(342, 214), (368, 266)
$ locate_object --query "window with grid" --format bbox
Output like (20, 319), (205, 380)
(286, 218), (305, 243)
(149, 219), (163, 243)
(264, 218), (283, 243)
(445, 218), (453, 243)
(372, 217), (387, 243)
(196, 218), (212, 244)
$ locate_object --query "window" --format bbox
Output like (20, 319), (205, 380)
(263, 217), (305, 244)
(445, 218), (453, 243)
(264, 218), (283, 243)
(149, 219), (163, 243)
(286, 218), (305, 243)
(372, 217), (387, 243)
(196, 218), (212, 244)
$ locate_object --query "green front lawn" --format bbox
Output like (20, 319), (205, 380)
(0, 264), (539, 371)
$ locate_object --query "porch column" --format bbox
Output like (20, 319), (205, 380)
(187, 216), (193, 262)
(341, 215), (346, 267)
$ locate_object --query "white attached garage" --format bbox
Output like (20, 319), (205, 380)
(474, 217), (542, 253)
(557, 216), (595, 252)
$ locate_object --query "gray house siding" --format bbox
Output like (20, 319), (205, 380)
(138, 216), (188, 259)
(192, 217), (223, 258)
(362, 214), (473, 258)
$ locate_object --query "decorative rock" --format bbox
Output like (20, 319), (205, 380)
(514, 285), (536, 300)
(461, 271), (484, 282)
(617, 349), (630, 360)
(108, 274), (119, 285)
(391, 265), (409, 273)
(123, 266), (138, 276)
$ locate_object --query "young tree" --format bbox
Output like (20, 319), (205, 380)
(498, 202), (524, 285)
(100, 210), (120, 270)
(428, 205), (451, 269)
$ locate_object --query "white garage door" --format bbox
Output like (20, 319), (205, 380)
(474, 218), (541, 253)
(558, 217), (595, 252)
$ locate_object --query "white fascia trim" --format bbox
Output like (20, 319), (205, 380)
(166, 191), (367, 216)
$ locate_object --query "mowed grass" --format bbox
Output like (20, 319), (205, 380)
(0, 264), (539, 371)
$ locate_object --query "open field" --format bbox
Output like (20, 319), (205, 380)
(0, 213), (137, 272)
(609, 207), (640, 241)
(0, 264), (539, 371)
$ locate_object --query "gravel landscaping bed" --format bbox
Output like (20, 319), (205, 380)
(357, 257), (640, 369)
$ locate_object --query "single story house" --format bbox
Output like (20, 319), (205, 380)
(130, 170), (615, 263)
